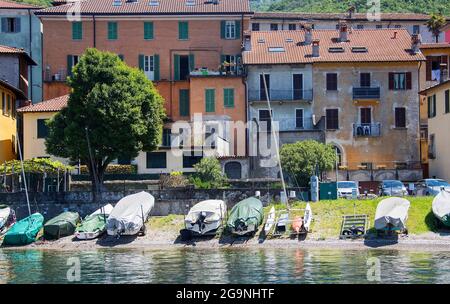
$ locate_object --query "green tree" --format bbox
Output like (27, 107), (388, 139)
(190, 157), (226, 189)
(280, 140), (336, 187)
(45, 48), (165, 201)
(427, 13), (447, 43)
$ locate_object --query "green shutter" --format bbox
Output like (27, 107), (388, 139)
(138, 54), (144, 71)
(224, 88), (234, 108)
(235, 20), (241, 39)
(154, 54), (160, 81)
(72, 22), (82, 40)
(67, 55), (73, 76)
(174, 54), (180, 81)
(220, 20), (226, 39)
(179, 21), (188, 40)
(144, 21), (153, 40)
(108, 22), (117, 40)
(189, 54), (195, 72)
(205, 89), (215, 112)
(179, 89), (190, 117)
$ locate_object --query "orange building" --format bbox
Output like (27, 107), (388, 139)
(35, 0), (253, 176)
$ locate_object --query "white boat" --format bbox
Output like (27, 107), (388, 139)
(374, 197), (410, 231)
(0, 207), (11, 230)
(432, 191), (450, 227)
(303, 203), (313, 232)
(264, 206), (276, 234)
(107, 192), (155, 237)
(184, 200), (226, 235)
(75, 204), (114, 240)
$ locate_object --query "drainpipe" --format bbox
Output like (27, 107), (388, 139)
(418, 60), (424, 174)
(28, 9), (33, 102)
(93, 14), (96, 48)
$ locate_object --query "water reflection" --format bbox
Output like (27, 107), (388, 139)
(0, 248), (449, 284)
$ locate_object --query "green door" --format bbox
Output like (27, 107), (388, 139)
(319, 182), (338, 200)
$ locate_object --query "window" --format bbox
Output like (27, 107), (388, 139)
(252, 23), (260, 31)
(1, 17), (20, 33)
(162, 129), (171, 147)
(270, 23), (278, 31)
(389, 72), (411, 90)
(334, 146), (342, 167)
(108, 22), (118, 40)
(360, 73), (371, 87)
(445, 90), (450, 114)
(413, 25), (420, 34)
(326, 73), (338, 91)
(259, 109), (271, 132)
(183, 152), (202, 168)
(288, 24), (296, 30)
(224, 88), (234, 108)
(356, 24), (364, 29)
(144, 21), (154, 40)
(146, 152), (167, 169)
(221, 54), (237, 74)
(326, 109), (339, 130)
(6, 94), (10, 115)
(376, 24), (383, 29)
(11, 96), (15, 119)
(395, 107), (406, 128)
(428, 94), (437, 118)
(225, 21), (236, 39)
(394, 24), (402, 28)
(1, 92), (5, 115)
(67, 55), (79, 76)
(429, 134), (436, 159)
(179, 89), (190, 116)
(178, 21), (189, 40)
(205, 89), (215, 112)
(72, 21), (82, 40)
(37, 119), (49, 139)
(295, 109), (304, 129)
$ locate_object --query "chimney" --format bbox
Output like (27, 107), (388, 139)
(312, 39), (320, 57)
(348, 5), (356, 19)
(441, 63), (448, 83)
(392, 31), (398, 39)
(304, 25), (312, 45)
(338, 21), (348, 42)
(411, 34), (422, 54)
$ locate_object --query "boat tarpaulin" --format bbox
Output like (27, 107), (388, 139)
(374, 197), (410, 230)
(107, 191), (154, 236)
(432, 191), (450, 226)
(44, 211), (80, 239)
(76, 214), (108, 234)
(3, 213), (44, 246)
(227, 197), (263, 231)
(185, 200), (226, 224)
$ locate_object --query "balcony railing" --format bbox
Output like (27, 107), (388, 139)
(248, 89), (313, 102)
(44, 68), (68, 82)
(353, 123), (381, 137)
(255, 117), (319, 132)
(353, 87), (380, 99)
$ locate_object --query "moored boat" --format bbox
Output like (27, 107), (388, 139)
(374, 197), (410, 232)
(226, 197), (263, 236)
(264, 206), (276, 234)
(184, 200), (226, 236)
(3, 213), (44, 246)
(44, 211), (81, 240)
(107, 191), (154, 237)
(0, 206), (15, 234)
(75, 204), (114, 240)
(432, 191), (450, 227)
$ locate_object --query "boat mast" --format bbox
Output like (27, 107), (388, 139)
(261, 72), (288, 208)
(16, 131), (31, 216)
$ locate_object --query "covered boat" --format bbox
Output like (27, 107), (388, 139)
(3, 213), (44, 246)
(432, 191), (450, 227)
(374, 197), (410, 231)
(226, 197), (263, 236)
(184, 200), (226, 235)
(0, 205), (15, 233)
(107, 191), (154, 237)
(75, 204), (114, 240)
(44, 211), (81, 240)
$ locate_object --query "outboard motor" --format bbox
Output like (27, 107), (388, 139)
(235, 219), (248, 233)
(194, 211), (207, 233)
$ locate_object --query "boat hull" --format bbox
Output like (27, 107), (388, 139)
(3, 213), (44, 246)
(186, 221), (221, 235)
(432, 191), (450, 228)
(231, 224), (257, 236)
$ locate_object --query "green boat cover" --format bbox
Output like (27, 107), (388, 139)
(44, 211), (80, 240)
(75, 214), (107, 234)
(226, 197), (263, 231)
(3, 213), (44, 246)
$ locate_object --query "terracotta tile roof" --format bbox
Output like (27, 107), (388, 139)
(420, 43), (450, 49)
(17, 94), (68, 113)
(0, 0), (41, 9)
(243, 29), (426, 65)
(35, 0), (252, 15)
(253, 12), (450, 22)
(0, 44), (37, 65)
(419, 79), (450, 95)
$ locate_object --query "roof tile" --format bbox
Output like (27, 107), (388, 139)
(17, 95), (68, 113)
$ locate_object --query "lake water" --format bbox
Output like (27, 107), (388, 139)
(0, 248), (449, 284)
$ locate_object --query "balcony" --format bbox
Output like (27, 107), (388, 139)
(44, 68), (68, 82)
(248, 89), (313, 102)
(256, 117), (319, 132)
(353, 87), (380, 100)
(353, 123), (381, 137)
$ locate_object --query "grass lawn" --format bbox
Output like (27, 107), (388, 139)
(264, 197), (436, 239)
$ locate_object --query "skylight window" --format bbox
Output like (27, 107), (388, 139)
(113, 0), (122, 6)
(328, 47), (345, 53)
(268, 47), (285, 52)
(257, 38), (265, 43)
(286, 38), (294, 43)
(148, 0), (159, 5)
(351, 46), (368, 53)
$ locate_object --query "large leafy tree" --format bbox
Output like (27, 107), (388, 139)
(427, 13), (447, 43)
(280, 140), (336, 187)
(46, 48), (165, 201)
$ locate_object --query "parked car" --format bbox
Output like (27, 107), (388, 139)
(415, 179), (450, 196)
(337, 181), (359, 198)
(379, 180), (408, 197)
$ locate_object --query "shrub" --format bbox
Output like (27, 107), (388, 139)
(190, 157), (226, 189)
(160, 171), (189, 188)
